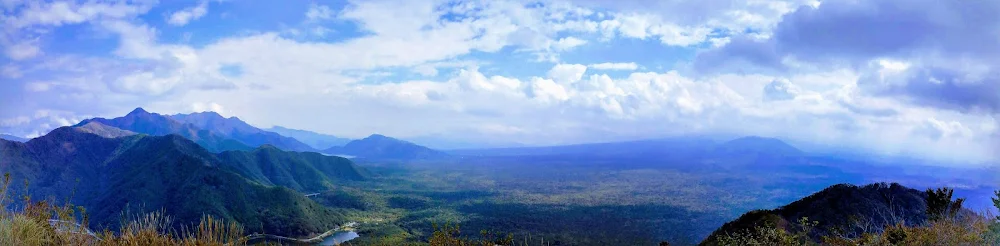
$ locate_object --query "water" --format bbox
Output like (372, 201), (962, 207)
(319, 231), (360, 245)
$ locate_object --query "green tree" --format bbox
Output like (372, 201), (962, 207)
(925, 187), (965, 221)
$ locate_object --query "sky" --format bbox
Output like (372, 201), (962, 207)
(0, 0), (998, 165)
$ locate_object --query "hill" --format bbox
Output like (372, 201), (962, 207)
(701, 183), (929, 245)
(171, 112), (315, 152)
(0, 126), (363, 237)
(712, 136), (804, 157)
(324, 134), (449, 160)
(0, 133), (27, 142)
(266, 126), (351, 150)
(76, 108), (251, 152)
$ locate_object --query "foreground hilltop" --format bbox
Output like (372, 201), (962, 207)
(700, 182), (993, 245)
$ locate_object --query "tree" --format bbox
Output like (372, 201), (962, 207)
(993, 190), (1000, 220)
(925, 187), (965, 221)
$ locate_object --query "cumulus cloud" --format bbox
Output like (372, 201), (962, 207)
(548, 64), (588, 84)
(167, 1), (208, 26)
(762, 79), (800, 101)
(305, 3), (334, 21)
(857, 59), (1000, 114)
(5, 40), (41, 60)
(191, 102), (226, 114)
(588, 62), (638, 70)
(0, 0), (154, 59)
(696, 0), (1000, 121)
(914, 118), (973, 140)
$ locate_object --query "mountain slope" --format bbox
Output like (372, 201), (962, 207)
(701, 183), (929, 245)
(324, 134), (449, 160)
(76, 108), (251, 152)
(74, 121), (137, 138)
(266, 126), (351, 150)
(218, 145), (368, 192)
(0, 127), (360, 237)
(171, 112), (315, 152)
(0, 133), (27, 142)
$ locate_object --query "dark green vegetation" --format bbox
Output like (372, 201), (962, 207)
(218, 145), (369, 192)
(702, 183), (928, 244)
(171, 112), (316, 152)
(701, 185), (999, 246)
(266, 126), (352, 150)
(324, 134), (450, 160)
(0, 124), (366, 237)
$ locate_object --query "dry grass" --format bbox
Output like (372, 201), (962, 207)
(0, 173), (250, 246)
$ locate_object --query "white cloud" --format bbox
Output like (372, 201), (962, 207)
(167, 1), (208, 26)
(305, 3), (334, 21)
(5, 40), (41, 60)
(762, 79), (800, 101)
(24, 82), (50, 92)
(589, 62), (638, 70)
(915, 118), (973, 140)
(191, 102), (226, 114)
(528, 77), (570, 103)
(552, 37), (588, 50)
(548, 64), (588, 84)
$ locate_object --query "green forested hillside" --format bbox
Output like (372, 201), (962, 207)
(0, 127), (363, 237)
(218, 145), (369, 192)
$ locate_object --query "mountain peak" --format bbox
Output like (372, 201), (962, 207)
(127, 107), (150, 116)
(193, 111), (224, 118)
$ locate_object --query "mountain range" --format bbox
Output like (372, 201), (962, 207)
(0, 122), (368, 237)
(76, 108), (252, 152)
(170, 112), (316, 152)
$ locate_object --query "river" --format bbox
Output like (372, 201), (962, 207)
(319, 231), (360, 245)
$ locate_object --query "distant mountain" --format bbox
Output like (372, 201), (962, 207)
(76, 108), (251, 152)
(266, 126), (351, 150)
(450, 136), (718, 157)
(170, 112), (315, 152)
(0, 126), (366, 237)
(324, 134), (449, 160)
(218, 145), (368, 192)
(0, 133), (27, 142)
(701, 183), (929, 245)
(712, 136), (804, 157)
(405, 135), (526, 150)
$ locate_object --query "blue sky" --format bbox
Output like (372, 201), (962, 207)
(1, 0), (998, 165)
